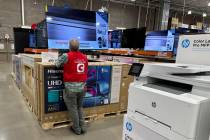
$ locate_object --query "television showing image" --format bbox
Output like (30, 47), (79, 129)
(108, 30), (123, 48)
(144, 30), (175, 52)
(46, 9), (108, 50)
(29, 31), (36, 48)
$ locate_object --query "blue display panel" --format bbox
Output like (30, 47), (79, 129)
(84, 66), (112, 107)
(46, 10), (108, 50)
(144, 30), (175, 52)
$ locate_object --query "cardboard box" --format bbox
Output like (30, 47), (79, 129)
(20, 54), (42, 115)
(21, 60), (133, 126)
(119, 65), (134, 111)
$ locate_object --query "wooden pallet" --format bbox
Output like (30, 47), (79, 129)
(41, 120), (71, 130)
(39, 110), (127, 130)
(40, 115), (95, 130)
(96, 110), (127, 119)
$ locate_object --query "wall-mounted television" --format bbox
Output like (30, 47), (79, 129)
(121, 27), (146, 49)
(46, 8), (109, 50)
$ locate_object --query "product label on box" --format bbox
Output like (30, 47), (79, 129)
(41, 52), (58, 63)
(110, 66), (122, 103)
(84, 66), (112, 107)
(44, 67), (66, 113)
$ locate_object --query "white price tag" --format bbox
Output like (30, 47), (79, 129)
(11, 44), (14, 50)
(0, 44), (4, 50)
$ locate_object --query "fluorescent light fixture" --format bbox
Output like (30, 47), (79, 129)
(108, 30), (113, 31)
(46, 17), (53, 21)
(188, 10), (192, 15)
(131, 0), (136, 1)
(208, 2), (210, 6)
(116, 27), (126, 30)
(203, 13), (207, 17)
(21, 26), (31, 29)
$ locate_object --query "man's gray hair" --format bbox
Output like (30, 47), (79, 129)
(69, 39), (80, 51)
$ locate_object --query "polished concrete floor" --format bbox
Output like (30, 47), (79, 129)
(0, 62), (123, 140)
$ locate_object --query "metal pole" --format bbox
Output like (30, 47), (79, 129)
(90, 0), (93, 11)
(137, 6), (141, 28)
(182, 0), (186, 24)
(145, 0), (150, 27)
(21, 0), (25, 26)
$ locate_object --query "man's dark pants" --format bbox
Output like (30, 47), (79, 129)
(63, 89), (86, 134)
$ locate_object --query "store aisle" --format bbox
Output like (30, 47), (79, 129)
(0, 62), (123, 140)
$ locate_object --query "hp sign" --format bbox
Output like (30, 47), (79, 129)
(126, 122), (133, 132)
(182, 39), (190, 48)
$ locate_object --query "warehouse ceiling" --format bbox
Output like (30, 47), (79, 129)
(105, 0), (210, 16)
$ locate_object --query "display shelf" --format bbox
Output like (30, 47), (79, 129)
(24, 48), (57, 54)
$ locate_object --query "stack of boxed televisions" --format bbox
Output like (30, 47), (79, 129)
(12, 54), (22, 89)
(12, 54), (134, 129)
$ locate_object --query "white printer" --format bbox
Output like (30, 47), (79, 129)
(126, 63), (210, 140)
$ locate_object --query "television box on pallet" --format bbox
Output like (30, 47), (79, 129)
(12, 54), (22, 89)
(20, 54), (42, 116)
(35, 62), (132, 128)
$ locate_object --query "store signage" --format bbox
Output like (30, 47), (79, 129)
(126, 122), (133, 132)
(176, 34), (210, 65)
(44, 67), (66, 113)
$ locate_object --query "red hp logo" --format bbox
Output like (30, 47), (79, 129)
(77, 63), (85, 73)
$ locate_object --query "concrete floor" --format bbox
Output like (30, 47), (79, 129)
(0, 62), (123, 140)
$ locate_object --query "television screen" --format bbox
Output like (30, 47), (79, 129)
(46, 9), (108, 50)
(121, 27), (146, 49)
(108, 30), (123, 48)
(29, 31), (36, 48)
(144, 30), (175, 52)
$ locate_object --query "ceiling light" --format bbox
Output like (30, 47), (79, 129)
(116, 27), (126, 30)
(203, 13), (207, 17)
(187, 10), (192, 15)
(208, 2), (210, 6)
(46, 17), (53, 21)
(131, 0), (136, 1)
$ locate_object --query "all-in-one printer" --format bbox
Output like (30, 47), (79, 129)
(126, 63), (210, 140)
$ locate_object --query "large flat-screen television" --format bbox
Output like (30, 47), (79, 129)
(121, 27), (146, 49)
(108, 30), (123, 48)
(144, 30), (175, 52)
(46, 9), (108, 50)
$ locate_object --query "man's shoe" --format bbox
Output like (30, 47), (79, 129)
(81, 129), (87, 134)
(70, 126), (81, 135)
